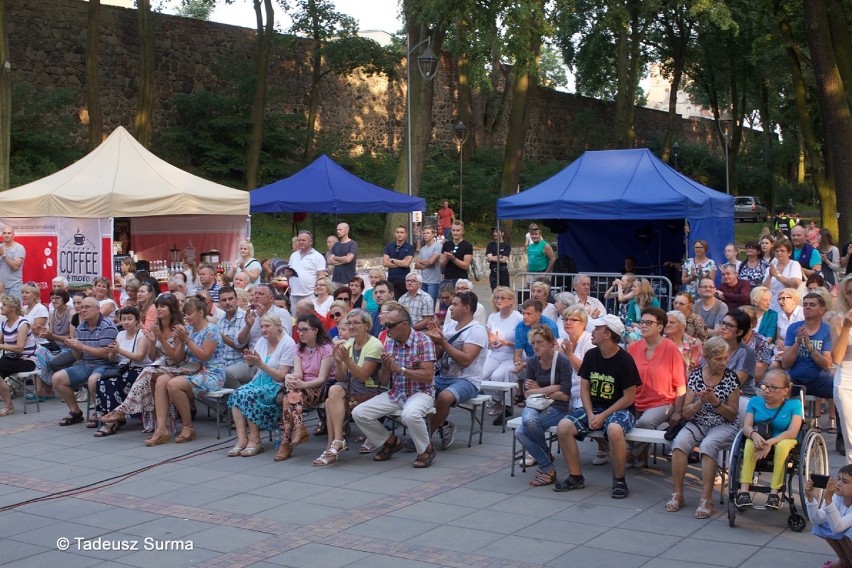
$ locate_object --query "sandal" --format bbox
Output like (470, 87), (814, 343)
(665, 492), (685, 512)
(313, 422), (327, 436)
(100, 411), (126, 424)
(373, 436), (404, 461)
(413, 444), (436, 468)
(695, 498), (714, 519)
(228, 444), (248, 457)
(93, 421), (123, 437)
(313, 449), (338, 466)
(522, 452), (536, 467)
(611, 480), (629, 499)
(144, 431), (171, 446)
(529, 469), (557, 487)
(828, 419), (838, 434)
(58, 410), (84, 426)
(0, 407), (14, 417)
(240, 445), (265, 457)
(359, 440), (376, 454)
(175, 427), (196, 443)
(86, 417), (99, 428)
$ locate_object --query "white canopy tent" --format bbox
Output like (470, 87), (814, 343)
(0, 127), (250, 289)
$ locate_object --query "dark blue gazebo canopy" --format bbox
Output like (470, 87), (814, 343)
(250, 154), (426, 214)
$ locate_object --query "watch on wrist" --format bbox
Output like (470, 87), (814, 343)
(400, 366), (406, 375)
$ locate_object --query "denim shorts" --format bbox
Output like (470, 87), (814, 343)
(434, 375), (479, 405)
(65, 362), (114, 387)
(563, 407), (635, 440)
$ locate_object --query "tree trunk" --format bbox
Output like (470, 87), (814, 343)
(827, 0), (852, 107)
(613, 14), (630, 148)
(245, 0), (275, 190)
(775, 1), (836, 233)
(301, 0), (321, 162)
(386, 10), (446, 240)
(804, 0), (850, 239)
(86, 0), (103, 151)
(0, 0), (10, 191)
(134, 0), (155, 149)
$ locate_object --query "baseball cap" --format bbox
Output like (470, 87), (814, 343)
(590, 314), (625, 337)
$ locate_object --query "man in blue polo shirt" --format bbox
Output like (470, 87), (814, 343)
(382, 225), (414, 299)
(779, 292), (833, 399)
(52, 296), (117, 426)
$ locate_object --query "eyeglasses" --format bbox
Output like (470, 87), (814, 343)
(637, 320), (660, 327)
(297, 327), (315, 333)
(760, 383), (787, 393)
(719, 321), (737, 329)
(699, 285), (715, 289)
(778, 296), (793, 301)
(347, 319), (364, 326)
(385, 320), (407, 330)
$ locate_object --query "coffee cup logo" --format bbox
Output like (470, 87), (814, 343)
(74, 228), (85, 246)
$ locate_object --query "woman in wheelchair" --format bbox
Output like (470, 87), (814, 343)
(807, 465), (852, 568)
(735, 368), (803, 509)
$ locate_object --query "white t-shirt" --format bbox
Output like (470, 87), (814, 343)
(24, 303), (49, 345)
(253, 334), (296, 376)
(486, 310), (523, 361)
(288, 248), (327, 297)
(440, 320), (488, 387)
(116, 328), (153, 368)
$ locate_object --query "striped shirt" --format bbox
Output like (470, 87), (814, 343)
(75, 315), (118, 366)
(2, 317), (36, 359)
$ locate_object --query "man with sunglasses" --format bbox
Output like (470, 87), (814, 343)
(351, 304), (437, 467)
(399, 273), (434, 331)
(439, 220), (473, 289)
(778, 292), (834, 400)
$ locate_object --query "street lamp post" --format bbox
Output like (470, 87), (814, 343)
(453, 121), (468, 222)
(717, 111), (733, 195)
(672, 141), (679, 171)
(405, 36), (439, 239)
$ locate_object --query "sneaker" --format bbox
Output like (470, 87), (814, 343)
(75, 389), (88, 403)
(592, 450), (608, 466)
(612, 479), (629, 499)
(402, 437), (416, 452)
(440, 421), (457, 450)
(735, 492), (752, 509)
(765, 494), (781, 510)
(554, 474), (585, 492)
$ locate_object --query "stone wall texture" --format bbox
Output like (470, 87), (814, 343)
(7, 0), (719, 161)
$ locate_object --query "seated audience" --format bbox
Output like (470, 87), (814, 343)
(666, 337), (741, 519)
(673, 292), (707, 342)
(0, 295), (37, 417)
(482, 287), (523, 423)
(738, 241), (769, 288)
(514, 325), (572, 487)
(716, 264), (751, 310)
(750, 286), (778, 342)
(778, 291), (834, 400)
(226, 313), (295, 457)
(663, 310), (703, 372)
(776, 287), (804, 345)
(735, 369), (803, 509)
(695, 278), (728, 336)
(275, 314), (335, 461)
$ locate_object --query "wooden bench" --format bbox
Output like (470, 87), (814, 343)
(479, 380), (517, 433)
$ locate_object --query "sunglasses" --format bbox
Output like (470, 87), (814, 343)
(385, 320), (406, 330)
(331, 311), (344, 318)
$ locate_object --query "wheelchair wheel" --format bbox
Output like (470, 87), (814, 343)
(798, 430), (829, 521)
(727, 431), (746, 526)
(787, 513), (807, 532)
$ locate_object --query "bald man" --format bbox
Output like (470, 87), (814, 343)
(329, 222), (358, 290)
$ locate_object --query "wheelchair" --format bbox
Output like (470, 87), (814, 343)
(726, 387), (829, 531)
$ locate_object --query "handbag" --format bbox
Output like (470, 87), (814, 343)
(754, 402), (784, 439)
(436, 325), (472, 376)
(524, 357), (557, 411)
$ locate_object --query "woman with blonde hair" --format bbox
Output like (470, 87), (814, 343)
(0, 295), (37, 416)
(312, 276), (335, 319)
(226, 313), (295, 456)
(230, 240), (262, 287)
(483, 286), (523, 421)
(626, 278), (660, 324)
(776, 287), (803, 345)
(750, 286), (778, 342)
(673, 292), (707, 342)
(91, 277), (117, 317)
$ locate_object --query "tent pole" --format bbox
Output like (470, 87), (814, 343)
(246, 214), (252, 242)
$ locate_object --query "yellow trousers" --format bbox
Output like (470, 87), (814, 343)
(738, 438), (797, 490)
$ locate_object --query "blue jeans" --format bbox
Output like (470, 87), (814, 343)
(514, 406), (566, 472)
(421, 282), (440, 303)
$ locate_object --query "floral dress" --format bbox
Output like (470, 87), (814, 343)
(280, 342), (334, 443)
(683, 257), (716, 299)
(687, 366), (741, 431)
(227, 337), (292, 431)
(184, 324), (225, 395)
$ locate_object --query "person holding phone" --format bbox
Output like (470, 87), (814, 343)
(806, 464), (852, 568)
(734, 369), (803, 509)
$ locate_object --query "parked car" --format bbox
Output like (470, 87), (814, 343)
(734, 196), (768, 222)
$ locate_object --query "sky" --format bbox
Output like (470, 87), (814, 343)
(178, 0), (404, 34)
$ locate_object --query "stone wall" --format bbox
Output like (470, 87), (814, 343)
(8, 0), (718, 161)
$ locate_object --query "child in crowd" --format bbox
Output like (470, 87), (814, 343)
(807, 464), (852, 568)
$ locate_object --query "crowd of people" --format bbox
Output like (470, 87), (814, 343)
(2, 213), (852, 563)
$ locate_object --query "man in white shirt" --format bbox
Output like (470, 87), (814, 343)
(287, 230), (327, 305)
(572, 274), (606, 327)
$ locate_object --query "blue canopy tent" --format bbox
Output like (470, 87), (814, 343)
(250, 154), (426, 214)
(496, 148), (734, 274)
